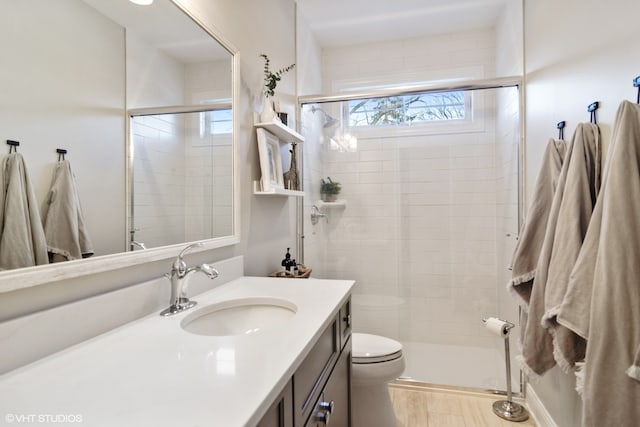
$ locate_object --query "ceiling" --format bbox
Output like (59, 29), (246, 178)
(83, 0), (231, 63)
(296, 0), (508, 48)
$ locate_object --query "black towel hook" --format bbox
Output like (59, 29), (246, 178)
(633, 76), (640, 104)
(557, 121), (566, 140)
(588, 102), (599, 124)
(6, 140), (19, 153)
(56, 148), (67, 161)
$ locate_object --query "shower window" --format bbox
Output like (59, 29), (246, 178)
(348, 91), (468, 127)
(200, 108), (232, 136)
(196, 98), (233, 137)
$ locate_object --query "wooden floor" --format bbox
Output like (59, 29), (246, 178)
(389, 381), (537, 427)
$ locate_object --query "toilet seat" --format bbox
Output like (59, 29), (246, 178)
(352, 333), (403, 364)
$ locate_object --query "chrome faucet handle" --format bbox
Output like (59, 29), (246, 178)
(310, 205), (328, 225)
(199, 263), (219, 279)
(173, 242), (204, 273)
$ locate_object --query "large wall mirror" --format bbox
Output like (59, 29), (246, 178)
(0, 0), (238, 290)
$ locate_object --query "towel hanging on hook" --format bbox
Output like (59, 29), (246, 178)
(588, 102), (599, 124)
(557, 121), (566, 140)
(633, 76), (640, 104)
(56, 148), (67, 161)
(6, 140), (19, 154)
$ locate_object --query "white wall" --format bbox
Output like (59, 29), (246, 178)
(0, 0), (126, 258)
(174, 0), (300, 276)
(523, 0), (640, 425)
(321, 30), (496, 92)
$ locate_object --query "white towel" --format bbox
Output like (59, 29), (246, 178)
(558, 101), (640, 425)
(42, 160), (93, 262)
(507, 139), (567, 306)
(519, 123), (600, 377)
(0, 153), (49, 269)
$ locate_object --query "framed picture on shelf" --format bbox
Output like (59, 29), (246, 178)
(256, 128), (284, 192)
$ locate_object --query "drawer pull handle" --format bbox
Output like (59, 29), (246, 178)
(316, 411), (329, 425)
(320, 400), (334, 414)
(316, 400), (335, 425)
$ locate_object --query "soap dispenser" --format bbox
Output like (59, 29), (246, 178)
(281, 248), (297, 273)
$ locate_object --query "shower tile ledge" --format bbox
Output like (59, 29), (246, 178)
(0, 276), (354, 427)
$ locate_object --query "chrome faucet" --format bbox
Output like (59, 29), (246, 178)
(160, 243), (219, 317)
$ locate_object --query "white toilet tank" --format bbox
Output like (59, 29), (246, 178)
(352, 294), (406, 338)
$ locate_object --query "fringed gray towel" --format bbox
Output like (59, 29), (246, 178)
(507, 139), (566, 306)
(558, 100), (640, 426)
(519, 123), (600, 377)
(42, 160), (94, 262)
(0, 153), (48, 269)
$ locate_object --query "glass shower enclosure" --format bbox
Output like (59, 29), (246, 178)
(299, 80), (523, 392)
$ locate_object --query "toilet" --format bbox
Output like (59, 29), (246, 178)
(351, 333), (405, 427)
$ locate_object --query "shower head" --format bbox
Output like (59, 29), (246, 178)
(311, 106), (339, 129)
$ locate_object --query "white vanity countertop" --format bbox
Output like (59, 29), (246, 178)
(0, 276), (354, 427)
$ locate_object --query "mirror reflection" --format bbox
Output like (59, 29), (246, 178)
(130, 107), (233, 250)
(0, 0), (235, 272)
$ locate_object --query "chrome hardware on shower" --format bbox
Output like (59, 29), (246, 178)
(131, 240), (147, 250)
(310, 205), (328, 225)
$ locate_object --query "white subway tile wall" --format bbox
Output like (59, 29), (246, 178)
(132, 112), (232, 248)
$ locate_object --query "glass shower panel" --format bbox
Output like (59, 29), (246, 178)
(301, 85), (521, 391)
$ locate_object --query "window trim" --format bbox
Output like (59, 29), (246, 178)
(330, 68), (487, 138)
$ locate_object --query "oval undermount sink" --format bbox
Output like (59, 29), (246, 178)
(180, 297), (297, 337)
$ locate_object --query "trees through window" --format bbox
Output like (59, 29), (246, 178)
(347, 91), (467, 127)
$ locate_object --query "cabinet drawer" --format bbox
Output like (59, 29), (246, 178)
(305, 338), (352, 427)
(294, 318), (339, 426)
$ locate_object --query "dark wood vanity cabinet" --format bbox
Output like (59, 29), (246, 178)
(257, 297), (352, 427)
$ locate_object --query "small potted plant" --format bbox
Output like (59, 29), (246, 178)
(320, 177), (341, 202)
(259, 54), (295, 122)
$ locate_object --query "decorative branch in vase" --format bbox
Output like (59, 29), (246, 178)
(260, 53), (295, 123)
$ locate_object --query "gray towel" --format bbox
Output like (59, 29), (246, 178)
(542, 123), (600, 371)
(42, 160), (93, 262)
(558, 101), (640, 426)
(520, 123), (600, 377)
(507, 139), (567, 305)
(0, 153), (49, 269)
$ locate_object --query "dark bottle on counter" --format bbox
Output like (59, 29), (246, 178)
(281, 248), (297, 272)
